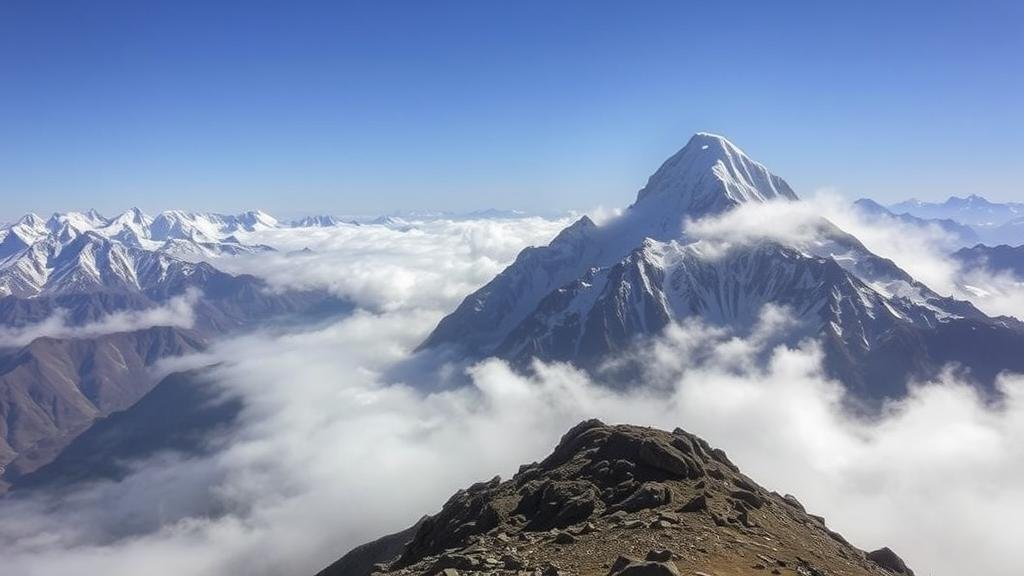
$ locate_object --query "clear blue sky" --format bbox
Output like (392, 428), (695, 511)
(1, 0), (1021, 220)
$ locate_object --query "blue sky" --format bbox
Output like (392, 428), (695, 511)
(1, 0), (1021, 220)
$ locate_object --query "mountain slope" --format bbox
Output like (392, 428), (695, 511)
(420, 133), (799, 356)
(0, 326), (205, 477)
(420, 133), (1020, 400)
(6, 367), (241, 491)
(318, 420), (914, 576)
(952, 244), (1024, 277)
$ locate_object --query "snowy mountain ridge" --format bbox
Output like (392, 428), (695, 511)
(420, 133), (1019, 399)
(0, 231), (213, 298)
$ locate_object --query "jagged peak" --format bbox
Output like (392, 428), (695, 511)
(633, 133), (798, 217)
(110, 207), (152, 224)
(15, 212), (46, 228)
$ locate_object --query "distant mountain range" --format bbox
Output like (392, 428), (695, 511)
(872, 195), (1024, 247)
(852, 199), (981, 248)
(952, 244), (1024, 278)
(0, 203), (548, 491)
(421, 133), (1024, 401)
(889, 195), (1024, 227)
(0, 209), (278, 261)
(0, 208), (352, 487)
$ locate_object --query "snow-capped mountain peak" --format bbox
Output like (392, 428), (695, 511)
(419, 133), (1012, 400)
(633, 132), (798, 214)
(235, 210), (278, 231)
(46, 210), (109, 234)
(103, 207), (154, 239)
(16, 213), (48, 230)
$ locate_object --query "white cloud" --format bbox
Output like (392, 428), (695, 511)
(0, 215), (1021, 576)
(219, 217), (572, 312)
(0, 289), (201, 348)
(685, 193), (1024, 319)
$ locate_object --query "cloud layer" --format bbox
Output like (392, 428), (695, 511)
(686, 193), (1024, 318)
(0, 288), (201, 348)
(1, 214), (1021, 576)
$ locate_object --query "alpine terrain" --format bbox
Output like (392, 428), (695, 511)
(0, 209), (349, 488)
(420, 133), (1024, 401)
(317, 420), (916, 576)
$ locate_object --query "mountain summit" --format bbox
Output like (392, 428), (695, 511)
(633, 132), (797, 215)
(318, 420), (914, 576)
(420, 133), (798, 355)
(420, 134), (1024, 400)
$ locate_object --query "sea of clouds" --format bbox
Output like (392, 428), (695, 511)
(1, 208), (1022, 576)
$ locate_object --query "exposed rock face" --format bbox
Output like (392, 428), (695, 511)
(317, 420), (914, 576)
(867, 547), (915, 575)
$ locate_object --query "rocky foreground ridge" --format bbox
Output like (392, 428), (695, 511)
(317, 420), (914, 576)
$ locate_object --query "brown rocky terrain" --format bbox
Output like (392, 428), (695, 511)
(318, 420), (914, 576)
(0, 325), (205, 483)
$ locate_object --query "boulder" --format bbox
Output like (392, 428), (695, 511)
(867, 547), (915, 575)
(614, 482), (671, 513)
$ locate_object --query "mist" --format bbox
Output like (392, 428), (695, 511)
(0, 288), (201, 348)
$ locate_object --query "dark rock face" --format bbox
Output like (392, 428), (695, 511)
(316, 521), (424, 576)
(317, 420), (915, 576)
(868, 547), (915, 575)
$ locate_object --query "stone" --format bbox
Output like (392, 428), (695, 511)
(537, 561), (563, 576)
(553, 531), (576, 545)
(610, 560), (681, 576)
(645, 549), (674, 562)
(678, 494), (706, 513)
(637, 438), (696, 479)
(502, 554), (526, 570)
(614, 482), (671, 513)
(781, 493), (805, 511)
(730, 489), (764, 509)
(573, 522), (598, 535)
(867, 547), (915, 575)
(610, 555), (640, 573)
(656, 511), (680, 524)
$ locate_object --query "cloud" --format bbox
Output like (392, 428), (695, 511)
(0, 215), (1021, 576)
(685, 193), (1024, 319)
(0, 289), (201, 348)
(217, 217), (572, 312)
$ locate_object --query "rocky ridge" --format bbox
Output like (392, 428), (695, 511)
(318, 420), (913, 576)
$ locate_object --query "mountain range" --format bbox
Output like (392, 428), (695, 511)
(0, 208), (350, 487)
(889, 195), (1024, 227)
(0, 202), (552, 492)
(852, 199), (981, 248)
(881, 196), (1024, 246)
(421, 133), (1024, 401)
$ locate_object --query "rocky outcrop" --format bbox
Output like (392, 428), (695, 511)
(317, 420), (914, 576)
(867, 547), (915, 575)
